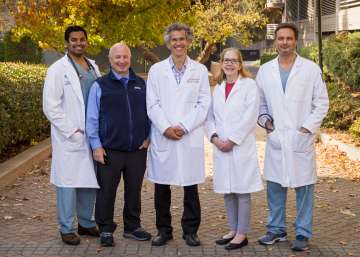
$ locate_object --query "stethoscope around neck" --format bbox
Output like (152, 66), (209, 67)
(67, 53), (99, 80)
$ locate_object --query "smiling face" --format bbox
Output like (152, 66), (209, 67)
(275, 28), (297, 57)
(221, 50), (241, 79)
(66, 31), (88, 58)
(109, 44), (131, 75)
(166, 30), (191, 59)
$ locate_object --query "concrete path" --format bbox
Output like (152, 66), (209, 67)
(0, 129), (359, 257)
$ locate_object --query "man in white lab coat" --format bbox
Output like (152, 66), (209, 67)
(43, 26), (100, 245)
(256, 23), (329, 251)
(146, 23), (211, 247)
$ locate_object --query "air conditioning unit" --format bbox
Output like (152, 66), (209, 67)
(266, 24), (278, 40)
(265, 0), (285, 10)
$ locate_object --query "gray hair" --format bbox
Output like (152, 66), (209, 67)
(164, 23), (194, 44)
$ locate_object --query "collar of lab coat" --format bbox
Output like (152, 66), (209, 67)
(164, 56), (196, 86)
(59, 55), (99, 105)
(219, 75), (243, 102)
(269, 53), (304, 95)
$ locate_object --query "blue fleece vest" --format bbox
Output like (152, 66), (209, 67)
(97, 69), (150, 151)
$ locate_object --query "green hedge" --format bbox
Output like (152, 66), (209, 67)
(323, 32), (360, 91)
(260, 52), (277, 65)
(322, 82), (360, 131)
(349, 118), (360, 142)
(0, 62), (49, 155)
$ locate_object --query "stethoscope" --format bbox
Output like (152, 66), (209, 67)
(67, 53), (99, 80)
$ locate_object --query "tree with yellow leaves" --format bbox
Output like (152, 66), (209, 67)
(7, 0), (267, 64)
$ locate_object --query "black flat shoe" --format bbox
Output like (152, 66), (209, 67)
(151, 233), (173, 246)
(182, 234), (201, 246)
(215, 236), (234, 245)
(78, 224), (100, 237)
(225, 238), (248, 250)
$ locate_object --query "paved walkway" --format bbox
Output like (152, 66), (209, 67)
(0, 130), (359, 257)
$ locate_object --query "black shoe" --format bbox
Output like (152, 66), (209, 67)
(123, 227), (151, 241)
(151, 233), (173, 246)
(225, 238), (248, 250)
(78, 224), (100, 237)
(183, 234), (201, 247)
(60, 232), (80, 245)
(215, 236), (234, 245)
(100, 232), (114, 247)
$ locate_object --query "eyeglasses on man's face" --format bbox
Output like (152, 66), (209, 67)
(223, 58), (240, 64)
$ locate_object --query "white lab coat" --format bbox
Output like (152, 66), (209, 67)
(205, 77), (263, 194)
(256, 55), (329, 188)
(146, 57), (211, 186)
(43, 56), (100, 188)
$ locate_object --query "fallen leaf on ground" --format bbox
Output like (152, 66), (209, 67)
(340, 209), (356, 217)
(31, 215), (43, 221)
(339, 241), (347, 245)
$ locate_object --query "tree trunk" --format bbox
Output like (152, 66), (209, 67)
(136, 45), (161, 64)
(196, 42), (215, 64)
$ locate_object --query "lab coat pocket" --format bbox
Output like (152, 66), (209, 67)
(267, 130), (281, 150)
(293, 131), (314, 153)
(65, 132), (85, 152)
(151, 129), (169, 152)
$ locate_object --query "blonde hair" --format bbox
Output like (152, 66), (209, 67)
(218, 47), (253, 83)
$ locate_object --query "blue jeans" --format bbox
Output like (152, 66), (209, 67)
(56, 187), (97, 234)
(266, 181), (314, 238)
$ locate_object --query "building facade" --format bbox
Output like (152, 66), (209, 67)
(266, 0), (360, 47)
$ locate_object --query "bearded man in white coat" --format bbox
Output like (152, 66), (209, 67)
(146, 23), (211, 247)
(43, 26), (100, 245)
(256, 23), (329, 251)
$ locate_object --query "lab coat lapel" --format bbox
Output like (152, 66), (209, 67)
(179, 58), (194, 88)
(271, 58), (286, 97)
(225, 77), (242, 102)
(164, 58), (178, 88)
(62, 57), (84, 106)
(285, 55), (302, 95)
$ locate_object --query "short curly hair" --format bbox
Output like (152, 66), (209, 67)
(164, 23), (194, 44)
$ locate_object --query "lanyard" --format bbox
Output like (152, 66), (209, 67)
(67, 54), (98, 80)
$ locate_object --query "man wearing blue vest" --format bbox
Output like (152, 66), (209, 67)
(86, 43), (151, 247)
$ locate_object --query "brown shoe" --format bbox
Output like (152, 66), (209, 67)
(78, 224), (100, 237)
(60, 232), (80, 245)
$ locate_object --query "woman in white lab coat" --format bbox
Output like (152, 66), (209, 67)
(206, 48), (263, 250)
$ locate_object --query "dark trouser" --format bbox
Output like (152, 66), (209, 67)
(95, 149), (147, 233)
(154, 183), (201, 236)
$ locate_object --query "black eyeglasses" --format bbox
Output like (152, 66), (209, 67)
(223, 58), (240, 64)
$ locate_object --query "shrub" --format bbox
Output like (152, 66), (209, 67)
(0, 62), (49, 156)
(349, 118), (360, 143)
(299, 43), (318, 63)
(260, 52), (277, 65)
(323, 32), (360, 91)
(322, 82), (360, 130)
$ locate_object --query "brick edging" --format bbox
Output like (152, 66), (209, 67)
(0, 138), (51, 189)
